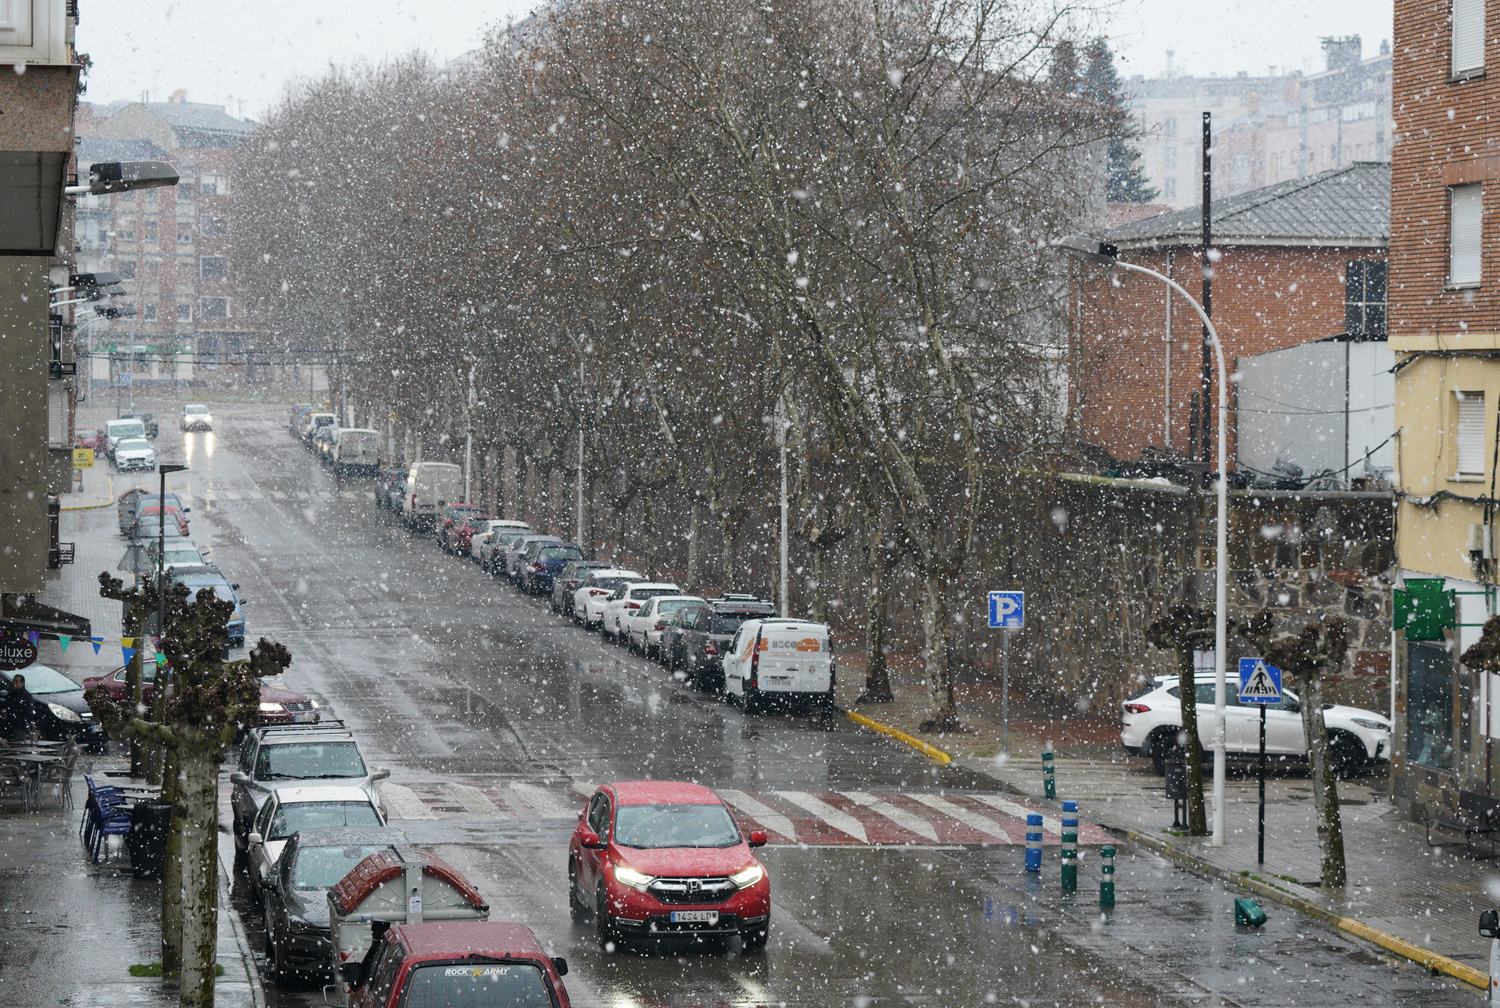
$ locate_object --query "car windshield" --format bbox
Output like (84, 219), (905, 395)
(403, 963), (553, 1008)
(291, 844), (394, 889)
(110, 422), (144, 437)
(118, 439), (151, 452)
(495, 533), (528, 549)
(613, 802), (742, 849)
(629, 587), (677, 601)
(539, 546), (583, 562)
(711, 611), (772, 634)
(162, 547), (204, 565)
(185, 405), (208, 414)
(7, 666), (79, 695)
(655, 598), (700, 614)
(138, 521), (183, 538)
(269, 802), (380, 840)
(256, 742), (367, 780)
(184, 584), (236, 607)
(590, 576), (633, 590)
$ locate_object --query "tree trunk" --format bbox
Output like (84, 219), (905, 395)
(1174, 644), (1209, 836)
(685, 499), (701, 588)
(177, 740), (220, 1007)
(807, 540), (826, 625)
(1296, 672), (1347, 887)
(918, 570), (959, 732)
(860, 524), (894, 703)
(160, 745), (183, 973)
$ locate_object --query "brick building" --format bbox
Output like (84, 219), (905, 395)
(74, 97), (257, 391)
(1387, 0), (1500, 817)
(1069, 162), (1389, 468)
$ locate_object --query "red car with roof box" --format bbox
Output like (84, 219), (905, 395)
(342, 922), (570, 1008)
(82, 664), (319, 725)
(569, 780), (770, 951)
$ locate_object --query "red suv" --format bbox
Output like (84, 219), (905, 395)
(569, 781), (770, 951)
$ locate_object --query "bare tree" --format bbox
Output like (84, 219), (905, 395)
(1145, 604), (1211, 835)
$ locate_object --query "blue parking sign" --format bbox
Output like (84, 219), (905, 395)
(988, 591), (1024, 629)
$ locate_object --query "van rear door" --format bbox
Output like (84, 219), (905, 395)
(755, 623), (831, 694)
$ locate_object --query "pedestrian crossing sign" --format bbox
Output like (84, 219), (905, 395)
(1238, 658), (1282, 703)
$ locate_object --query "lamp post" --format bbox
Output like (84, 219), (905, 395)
(1054, 236), (1231, 847)
(154, 464), (190, 653)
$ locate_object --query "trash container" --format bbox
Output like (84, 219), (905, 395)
(128, 800), (172, 879)
(1164, 755), (1187, 801)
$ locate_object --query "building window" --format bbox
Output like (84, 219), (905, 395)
(198, 297), (229, 320)
(1457, 391), (1486, 476)
(1163, 117), (1177, 138)
(142, 304), (157, 321)
(143, 221), (158, 242)
(1450, 184), (1483, 286)
(144, 260), (159, 281)
(200, 172), (229, 196)
(200, 216), (227, 238)
(177, 303), (192, 322)
(1163, 178), (1177, 200)
(200, 256), (228, 280)
(176, 182), (194, 201)
(1164, 145), (1176, 169)
(116, 227), (135, 243)
(1453, 0), (1485, 75)
(1407, 642), (1454, 769)
(1345, 261), (1387, 337)
(116, 261), (137, 280)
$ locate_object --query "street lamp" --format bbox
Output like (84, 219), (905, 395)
(1054, 235), (1231, 847)
(154, 464), (190, 657)
(64, 160), (179, 197)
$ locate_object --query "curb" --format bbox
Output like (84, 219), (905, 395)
(844, 709), (953, 764)
(1120, 826), (1486, 991)
(61, 475), (115, 511)
(217, 848), (267, 1008)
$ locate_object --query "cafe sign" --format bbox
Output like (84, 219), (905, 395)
(0, 635), (37, 671)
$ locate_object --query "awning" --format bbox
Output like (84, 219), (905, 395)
(0, 597), (92, 641)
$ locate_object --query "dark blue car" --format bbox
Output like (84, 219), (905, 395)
(518, 541), (585, 595)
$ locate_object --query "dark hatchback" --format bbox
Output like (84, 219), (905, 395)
(519, 541), (585, 594)
(551, 559), (613, 615)
(1, 665), (103, 747)
(665, 597), (778, 690)
(259, 825), (408, 979)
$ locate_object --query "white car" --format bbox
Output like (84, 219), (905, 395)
(245, 784), (386, 897)
(470, 519), (531, 563)
(573, 569), (643, 627)
(1119, 673), (1392, 775)
(600, 581), (680, 641)
(723, 618), (835, 712)
(625, 595), (706, 658)
(181, 403), (213, 431)
(104, 418), (146, 458)
(480, 528), (533, 574)
(112, 437), (156, 472)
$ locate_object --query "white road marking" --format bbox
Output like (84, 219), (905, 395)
(840, 790), (939, 842)
(247, 491), (265, 500)
(380, 783), (436, 820)
(446, 783), (503, 817)
(270, 491), (288, 501)
(220, 491), (239, 501)
(969, 794), (1061, 835)
(318, 490), (334, 500)
(719, 789), (798, 842)
(569, 781), (598, 799)
(509, 782), (578, 818)
(775, 791), (867, 842)
(906, 793), (1012, 842)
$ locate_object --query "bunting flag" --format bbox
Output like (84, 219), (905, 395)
(24, 631), (39, 646)
(90, 638), (102, 655)
(121, 637), (136, 649)
(58, 635), (71, 652)
(121, 646), (138, 665)
(154, 652), (167, 665)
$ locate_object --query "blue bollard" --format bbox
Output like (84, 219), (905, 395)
(1061, 800), (1079, 891)
(1025, 813), (1043, 871)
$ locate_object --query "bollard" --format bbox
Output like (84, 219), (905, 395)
(1234, 897), (1267, 927)
(1099, 844), (1115, 908)
(1025, 814), (1043, 871)
(1060, 800), (1078, 891)
(1042, 744), (1056, 799)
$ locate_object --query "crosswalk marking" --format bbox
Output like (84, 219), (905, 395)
(446, 783), (503, 817)
(842, 790), (939, 842)
(510, 782), (579, 818)
(907, 793), (1013, 842)
(719, 789), (798, 843)
(271, 491), (288, 500)
(569, 781), (598, 799)
(318, 490), (334, 500)
(776, 791), (867, 842)
(970, 794), (1061, 835)
(381, 783), (437, 820)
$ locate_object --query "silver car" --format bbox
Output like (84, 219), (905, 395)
(244, 784), (386, 900)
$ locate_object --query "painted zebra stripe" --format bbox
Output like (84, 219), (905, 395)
(380, 783), (436, 820)
(775, 791), (868, 843)
(840, 790), (939, 842)
(446, 783), (503, 817)
(719, 789), (798, 843)
(906, 793), (1012, 842)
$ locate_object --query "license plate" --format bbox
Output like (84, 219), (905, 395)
(670, 910), (719, 924)
(89, 725), (102, 734)
(293, 712), (317, 723)
(767, 676), (792, 684)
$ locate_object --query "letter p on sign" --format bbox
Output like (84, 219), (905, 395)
(988, 591), (1024, 629)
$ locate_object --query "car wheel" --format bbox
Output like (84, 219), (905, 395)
(596, 885), (621, 951)
(744, 685), (764, 714)
(568, 862), (591, 923)
(1329, 731), (1366, 779)
(741, 923), (768, 951)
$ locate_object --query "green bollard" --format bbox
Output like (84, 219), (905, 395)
(1099, 844), (1115, 908)
(1042, 744), (1056, 799)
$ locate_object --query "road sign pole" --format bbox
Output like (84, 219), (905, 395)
(1258, 703), (1267, 864)
(1001, 630), (1010, 758)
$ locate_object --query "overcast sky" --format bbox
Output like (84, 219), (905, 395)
(77, 0), (1394, 119)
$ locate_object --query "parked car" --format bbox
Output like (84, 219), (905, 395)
(518, 540), (585, 594)
(569, 780), (769, 950)
(112, 437), (156, 472)
(312, 425), (339, 461)
(288, 404), (315, 437)
(301, 412), (336, 446)
(229, 722), (388, 862)
(104, 418), (146, 458)
(116, 488), (187, 535)
(133, 504), (189, 537)
(332, 428), (380, 476)
(143, 537), (210, 574)
(480, 528), (532, 574)
(244, 784), (387, 902)
(552, 559), (613, 615)
(1119, 673), (1392, 775)
(376, 469), (407, 512)
(402, 461), (463, 530)
(82, 663), (311, 724)
(722, 618), (835, 713)
(624, 595), (706, 658)
(75, 427), (105, 451)
(572, 570), (644, 628)
(129, 514), (185, 544)
(600, 582), (682, 642)
(259, 825), (408, 981)
(504, 534), (563, 582)
(470, 519), (531, 563)
(340, 922), (572, 1008)
(665, 597), (779, 689)
(0, 665), (102, 747)
(180, 404), (212, 432)
(437, 508), (492, 554)
(170, 565), (247, 647)
(121, 412), (159, 438)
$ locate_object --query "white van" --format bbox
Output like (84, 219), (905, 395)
(105, 418), (146, 458)
(403, 462), (463, 530)
(723, 618), (835, 712)
(332, 428), (380, 475)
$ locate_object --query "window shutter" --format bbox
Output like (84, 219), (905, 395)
(1454, 0), (1485, 74)
(1457, 392), (1486, 475)
(1451, 185), (1483, 286)
(47, 384), (67, 449)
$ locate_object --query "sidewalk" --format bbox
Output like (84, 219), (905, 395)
(0, 754), (263, 1006)
(840, 660), (1499, 989)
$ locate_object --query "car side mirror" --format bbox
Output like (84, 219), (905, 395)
(247, 832), (263, 845)
(230, 772), (251, 786)
(1484, 909), (1500, 938)
(1283, 700), (1299, 713)
(551, 956), (569, 976)
(339, 961), (362, 985)
(370, 767), (391, 782)
(748, 829), (768, 848)
(580, 830), (606, 850)
(231, 583), (240, 590)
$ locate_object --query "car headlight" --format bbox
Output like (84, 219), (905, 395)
(259, 702), (287, 714)
(1350, 718), (1388, 731)
(730, 863), (765, 889)
(613, 865), (654, 891)
(47, 703), (82, 723)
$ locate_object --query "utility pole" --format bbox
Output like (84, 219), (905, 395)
(464, 365), (474, 504)
(576, 360), (585, 548)
(777, 393), (789, 617)
(1199, 111), (1213, 464)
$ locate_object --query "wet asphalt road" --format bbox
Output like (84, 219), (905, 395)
(132, 400), (1477, 1007)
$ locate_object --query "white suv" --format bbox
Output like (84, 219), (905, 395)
(600, 582), (681, 641)
(1120, 674), (1391, 776)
